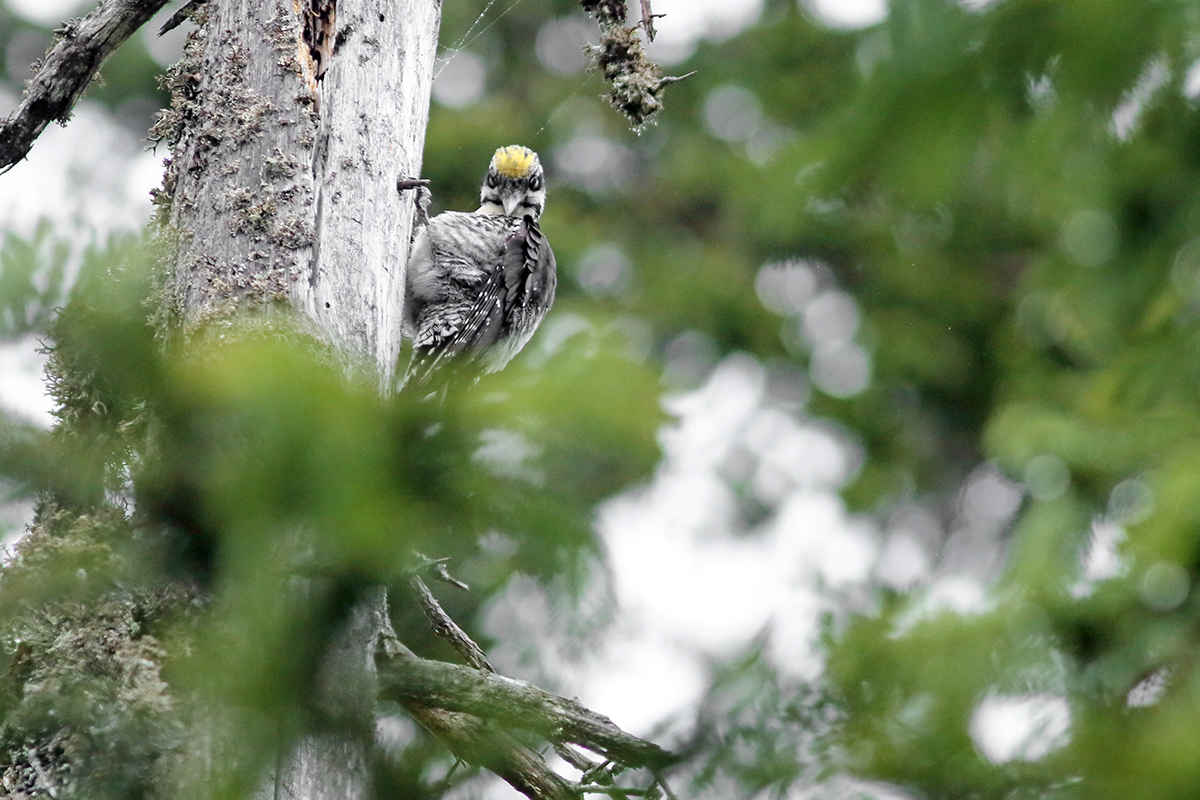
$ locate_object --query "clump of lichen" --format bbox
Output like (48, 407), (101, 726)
(227, 186), (278, 234)
(0, 504), (200, 800)
(38, 247), (162, 505)
(263, 146), (298, 180)
(2, 273), (204, 793)
(273, 212), (314, 249)
(582, 0), (673, 129)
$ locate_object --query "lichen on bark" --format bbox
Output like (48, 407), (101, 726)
(151, 0), (321, 337)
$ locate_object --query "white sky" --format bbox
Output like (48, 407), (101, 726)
(0, 96), (162, 427)
(5, 0), (85, 25)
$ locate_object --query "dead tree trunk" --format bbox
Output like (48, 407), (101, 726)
(157, 1), (439, 797)
(159, 0), (437, 387)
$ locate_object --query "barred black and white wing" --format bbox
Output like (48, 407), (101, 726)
(405, 214), (556, 388)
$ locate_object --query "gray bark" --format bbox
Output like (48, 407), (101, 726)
(271, 587), (402, 800)
(160, 1), (440, 797)
(304, 0), (439, 387)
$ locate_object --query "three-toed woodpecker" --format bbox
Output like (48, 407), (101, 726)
(403, 145), (557, 388)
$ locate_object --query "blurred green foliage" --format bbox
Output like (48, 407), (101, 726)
(0, 221), (69, 338)
(0, 230), (663, 797)
(429, 0), (1200, 797)
(6, 0), (1200, 796)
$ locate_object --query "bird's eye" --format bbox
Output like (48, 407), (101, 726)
(486, 175), (498, 188)
(529, 175), (543, 191)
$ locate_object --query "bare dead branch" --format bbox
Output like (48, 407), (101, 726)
(0, 0), (171, 173)
(409, 574), (495, 673)
(402, 705), (580, 800)
(378, 651), (677, 772)
(657, 71), (695, 87)
(158, 0), (206, 34)
(396, 177), (432, 192)
(554, 741), (599, 772)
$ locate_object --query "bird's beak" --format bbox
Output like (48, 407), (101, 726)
(502, 194), (521, 216)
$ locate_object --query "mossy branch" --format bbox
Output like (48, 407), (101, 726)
(0, 0), (171, 173)
(378, 650), (677, 774)
(580, 0), (692, 129)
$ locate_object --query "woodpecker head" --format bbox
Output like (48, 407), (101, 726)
(479, 145), (546, 220)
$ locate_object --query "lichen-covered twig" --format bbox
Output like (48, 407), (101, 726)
(408, 573), (495, 673)
(580, 0), (692, 129)
(0, 0), (171, 173)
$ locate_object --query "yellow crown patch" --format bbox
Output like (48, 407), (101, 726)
(491, 145), (537, 178)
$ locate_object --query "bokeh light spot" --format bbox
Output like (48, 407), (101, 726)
(810, 341), (871, 398)
(962, 464), (1023, 526)
(553, 135), (632, 193)
(703, 84), (762, 144)
(1023, 454), (1069, 501)
(1140, 561), (1189, 612)
(804, 0), (887, 29)
(576, 243), (632, 296)
(7, 0), (88, 26)
(1060, 210), (1118, 267)
(876, 534), (930, 590)
(970, 694), (1071, 764)
(1186, 61), (1200, 99)
(644, 0), (765, 65)
(535, 15), (595, 75)
(1108, 477), (1154, 525)
(432, 52), (486, 108)
(803, 289), (859, 345)
(1171, 236), (1200, 296)
(755, 260), (818, 316)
